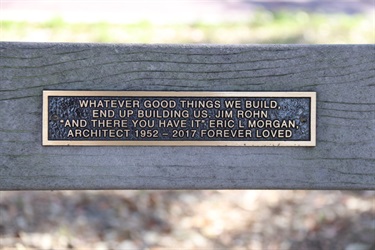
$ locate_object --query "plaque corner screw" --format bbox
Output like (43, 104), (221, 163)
(300, 116), (307, 123)
(51, 114), (59, 121)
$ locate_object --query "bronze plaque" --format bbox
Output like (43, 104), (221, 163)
(43, 91), (316, 146)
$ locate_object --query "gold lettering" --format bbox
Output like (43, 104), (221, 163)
(209, 120), (235, 128)
(201, 129), (252, 138)
(224, 100), (241, 108)
(132, 119), (155, 128)
(79, 99), (140, 108)
(245, 100), (278, 109)
(214, 110), (233, 118)
(193, 110), (208, 118)
(67, 129), (74, 137)
(92, 110), (115, 118)
(119, 110), (134, 118)
(159, 119), (187, 128)
(256, 129), (293, 138)
(79, 100), (89, 107)
(144, 100), (176, 108)
(237, 110), (267, 118)
(180, 100), (220, 108)
(138, 110), (189, 118)
(66, 129), (131, 138)
(91, 119), (128, 128)
(247, 119), (295, 128)
(64, 120), (87, 127)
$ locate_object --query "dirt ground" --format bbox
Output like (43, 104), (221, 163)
(1, 190), (374, 249)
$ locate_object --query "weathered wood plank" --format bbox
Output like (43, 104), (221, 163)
(1, 42), (374, 190)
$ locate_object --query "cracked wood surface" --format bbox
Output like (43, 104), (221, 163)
(1, 42), (374, 189)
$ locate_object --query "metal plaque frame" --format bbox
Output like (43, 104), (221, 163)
(43, 91), (316, 146)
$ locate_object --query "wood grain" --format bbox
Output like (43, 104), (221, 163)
(1, 42), (374, 189)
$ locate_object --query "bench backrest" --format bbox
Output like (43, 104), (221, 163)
(1, 42), (374, 189)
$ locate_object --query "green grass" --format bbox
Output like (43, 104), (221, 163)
(1, 11), (373, 44)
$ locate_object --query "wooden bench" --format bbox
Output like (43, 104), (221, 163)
(1, 42), (374, 190)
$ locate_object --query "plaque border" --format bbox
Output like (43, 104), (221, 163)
(43, 91), (316, 146)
